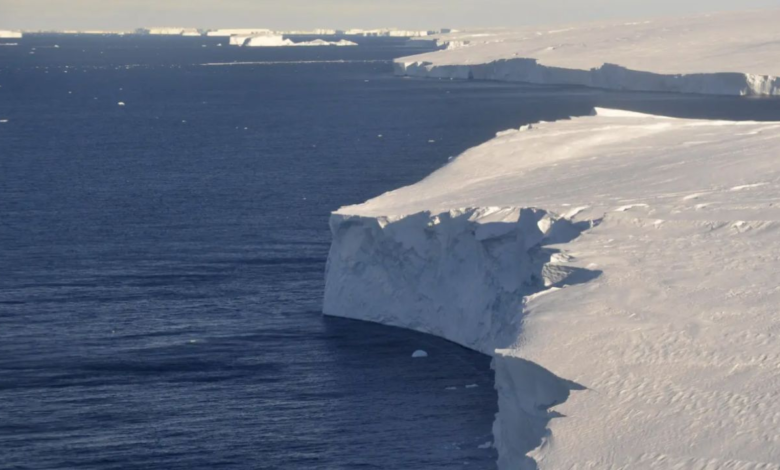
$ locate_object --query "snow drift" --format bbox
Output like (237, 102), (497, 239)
(394, 10), (780, 96)
(324, 108), (780, 469)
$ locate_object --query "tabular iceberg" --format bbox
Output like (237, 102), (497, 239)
(0, 30), (23, 39)
(230, 34), (357, 47)
(394, 10), (780, 96)
(325, 108), (780, 469)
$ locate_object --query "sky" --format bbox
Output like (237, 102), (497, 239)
(1, 0), (779, 31)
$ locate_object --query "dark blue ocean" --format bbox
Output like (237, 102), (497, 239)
(2, 34), (780, 470)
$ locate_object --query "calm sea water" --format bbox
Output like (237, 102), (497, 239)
(2, 35), (779, 470)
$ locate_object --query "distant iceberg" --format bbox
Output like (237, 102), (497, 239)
(0, 30), (23, 39)
(206, 28), (273, 37)
(293, 39), (358, 47)
(230, 34), (357, 47)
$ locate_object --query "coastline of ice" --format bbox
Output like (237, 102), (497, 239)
(394, 9), (780, 96)
(324, 108), (780, 468)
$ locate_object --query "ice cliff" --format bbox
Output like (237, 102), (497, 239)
(394, 9), (780, 96)
(324, 109), (780, 469)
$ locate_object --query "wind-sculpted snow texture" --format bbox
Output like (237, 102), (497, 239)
(324, 109), (780, 469)
(394, 10), (780, 96)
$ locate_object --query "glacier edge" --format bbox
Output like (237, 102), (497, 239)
(323, 207), (599, 469)
(394, 59), (780, 97)
(322, 106), (780, 468)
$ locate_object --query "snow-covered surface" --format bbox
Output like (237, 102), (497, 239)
(324, 109), (780, 469)
(395, 10), (780, 96)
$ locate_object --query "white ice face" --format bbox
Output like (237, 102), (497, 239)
(325, 108), (780, 469)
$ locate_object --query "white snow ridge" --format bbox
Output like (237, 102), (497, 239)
(324, 108), (780, 468)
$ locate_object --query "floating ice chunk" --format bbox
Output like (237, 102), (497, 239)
(411, 349), (428, 358)
(0, 119), (8, 123)
(465, 384), (478, 389)
(238, 35), (358, 47)
(117, 102), (125, 106)
(478, 441), (493, 449)
(445, 386), (457, 390)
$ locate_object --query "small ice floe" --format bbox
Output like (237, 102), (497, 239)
(188, 339), (198, 344)
(478, 441), (492, 449)
(117, 102), (125, 106)
(445, 386), (457, 390)
(428, 139), (436, 143)
(411, 349), (428, 358)
(0, 119), (8, 123)
(465, 384), (478, 389)
(54, 45), (60, 48)
(377, 134), (383, 138)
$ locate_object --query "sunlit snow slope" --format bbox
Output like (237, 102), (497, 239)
(395, 10), (780, 96)
(324, 109), (780, 469)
